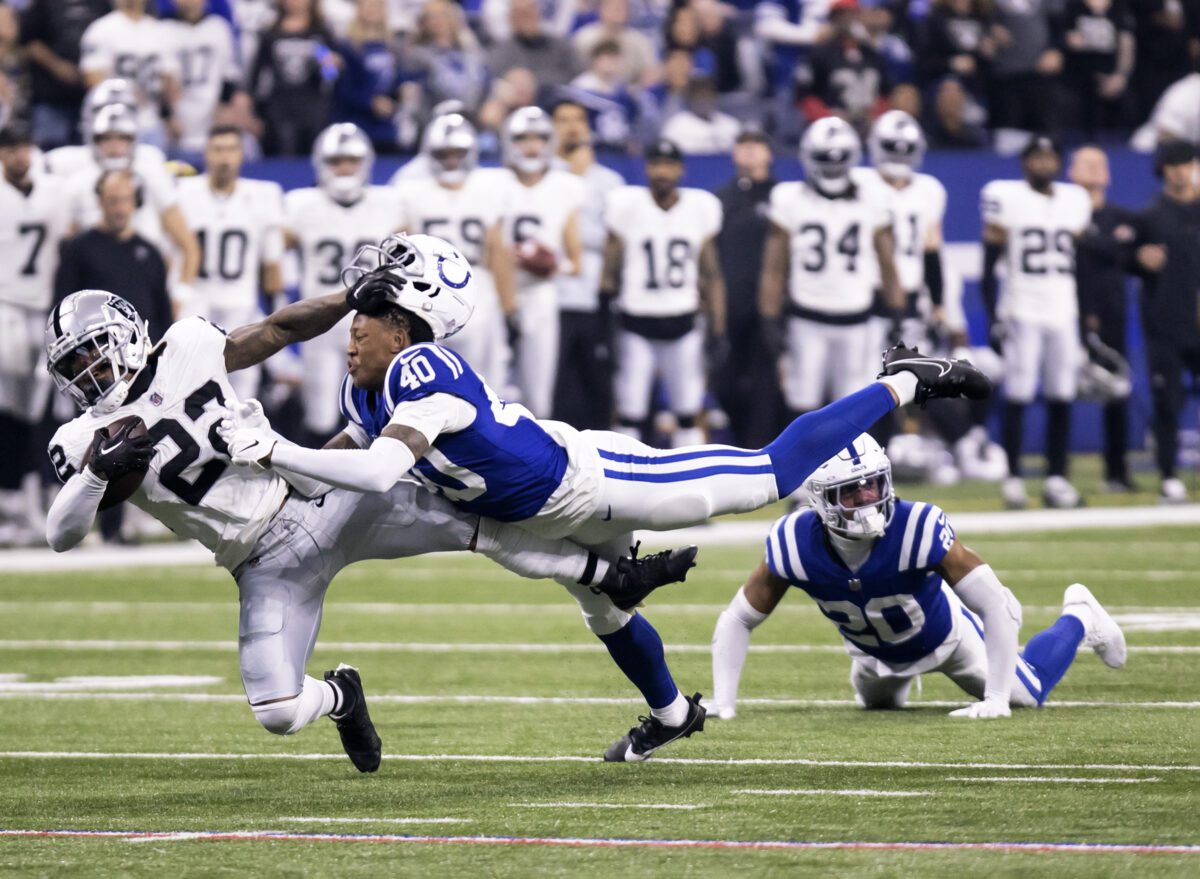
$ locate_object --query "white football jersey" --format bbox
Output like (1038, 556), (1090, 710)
(0, 175), (75, 310)
(47, 318), (288, 570)
(177, 176), (285, 311)
(853, 167), (946, 293)
(504, 169), (587, 289)
(163, 16), (240, 153)
(65, 150), (180, 253)
(79, 12), (180, 136)
(605, 186), (723, 318)
(395, 170), (509, 269)
(768, 179), (893, 315)
(981, 179), (1092, 326)
(285, 185), (403, 299)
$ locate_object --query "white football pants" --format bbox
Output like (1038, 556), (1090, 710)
(1002, 318), (1080, 404)
(513, 281), (560, 418)
(614, 327), (706, 424)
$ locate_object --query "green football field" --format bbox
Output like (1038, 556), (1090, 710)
(0, 518), (1197, 876)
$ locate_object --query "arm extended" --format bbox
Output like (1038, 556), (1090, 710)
(710, 560), (790, 718)
(223, 291), (350, 372)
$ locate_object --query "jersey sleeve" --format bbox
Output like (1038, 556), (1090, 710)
(383, 343), (475, 409)
(259, 182), (287, 263)
(927, 178), (948, 227)
(604, 187), (631, 236)
(163, 316), (228, 365)
(915, 503), (956, 570)
(980, 181), (1010, 230)
(766, 183), (792, 230)
(78, 19), (112, 77)
(699, 191), (723, 239)
(764, 510), (810, 583)
(140, 160), (180, 211)
(46, 421), (94, 485)
(867, 182), (894, 230)
(1069, 185), (1093, 234)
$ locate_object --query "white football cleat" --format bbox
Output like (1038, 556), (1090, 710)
(1160, 477), (1187, 505)
(1002, 476), (1028, 510)
(1043, 475), (1082, 509)
(1063, 583), (1127, 670)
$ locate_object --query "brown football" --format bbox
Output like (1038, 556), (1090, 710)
(81, 416), (151, 510)
(516, 240), (558, 278)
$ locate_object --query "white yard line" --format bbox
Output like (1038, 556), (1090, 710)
(733, 789), (929, 797)
(508, 803), (705, 810)
(275, 817), (473, 825)
(945, 776), (1160, 784)
(0, 751), (1196, 772)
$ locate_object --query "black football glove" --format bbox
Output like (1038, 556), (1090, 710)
(346, 272), (396, 313)
(88, 421), (156, 481)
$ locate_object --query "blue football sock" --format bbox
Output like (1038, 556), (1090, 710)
(1019, 615), (1086, 704)
(597, 614), (679, 710)
(764, 383), (896, 496)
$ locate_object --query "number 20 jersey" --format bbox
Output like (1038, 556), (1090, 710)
(766, 500), (956, 665)
(340, 343), (569, 521)
(47, 317), (288, 570)
(980, 179), (1091, 327)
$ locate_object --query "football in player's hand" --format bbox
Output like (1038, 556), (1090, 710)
(82, 416), (152, 510)
(516, 240), (558, 278)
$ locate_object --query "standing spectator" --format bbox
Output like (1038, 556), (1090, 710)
(566, 40), (645, 152)
(0, 6), (26, 126)
(915, 0), (996, 108)
(164, 0), (244, 163)
(332, 0), (405, 151)
(926, 76), (989, 147)
(488, 0), (578, 91)
(79, 0), (182, 149)
(574, 0), (659, 87)
(1130, 0), (1198, 121)
(987, 0), (1065, 153)
(689, 0), (746, 96)
(19, 0), (110, 149)
(551, 98), (624, 430)
(642, 48), (694, 132)
(1132, 140), (1200, 503)
(1069, 145), (1139, 491)
(403, 0), (490, 122)
(1061, 0), (1136, 136)
(753, 0), (831, 100)
(481, 0), (580, 43)
(249, 0), (339, 156)
(661, 75), (741, 155)
(800, 0), (893, 135)
(714, 127), (783, 448)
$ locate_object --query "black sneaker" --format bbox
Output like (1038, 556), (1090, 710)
(324, 663), (382, 773)
(604, 692), (706, 762)
(878, 344), (992, 407)
(594, 543), (699, 611)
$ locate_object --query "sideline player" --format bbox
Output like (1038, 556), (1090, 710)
(711, 435), (1126, 719)
(982, 136), (1092, 509)
(502, 107), (585, 418)
(221, 233), (993, 761)
(43, 285), (693, 772)
(602, 139), (725, 447)
(176, 124), (285, 400)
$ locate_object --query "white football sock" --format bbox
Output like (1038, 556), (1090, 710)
(252, 675), (337, 736)
(651, 691), (690, 728)
(878, 372), (919, 407)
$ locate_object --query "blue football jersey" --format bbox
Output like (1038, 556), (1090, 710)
(339, 343), (569, 521)
(766, 500), (957, 665)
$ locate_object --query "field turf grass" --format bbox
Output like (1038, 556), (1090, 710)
(0, 517), (1196, 876)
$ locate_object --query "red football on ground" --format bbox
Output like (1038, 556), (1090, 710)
(516, 240), (558, 278)
(81, 416), (150, 510)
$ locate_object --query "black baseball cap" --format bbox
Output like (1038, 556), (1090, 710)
(646, 139), (684, 163)
(0, 122), (32, 148)
(1154, 139), (1198, 176)
(1020, 133), (1061, 160)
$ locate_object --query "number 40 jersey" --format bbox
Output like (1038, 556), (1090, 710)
(47, 317), (288, 570)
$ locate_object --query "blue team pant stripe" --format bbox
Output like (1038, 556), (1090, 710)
(602, 463), (776, 483)
(597, 447), (766, 465)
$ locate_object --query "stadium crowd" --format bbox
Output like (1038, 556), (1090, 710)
(0, 0), (1199, 548)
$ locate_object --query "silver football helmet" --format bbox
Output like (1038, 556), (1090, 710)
(90, 103), (139, 172)
(82, 79), (138, 145)
(503, 106), (555, 175)
(312, 123), (375, 205)
(868, 109), (926, 180)
(799, 117), (862, 195)
(45, 290), (152, 414)
(342, 233), (476, 341)
(805, 434), (896, 540)
(422, 113), (479, 186)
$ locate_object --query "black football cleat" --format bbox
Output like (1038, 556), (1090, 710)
(325, 663), (382, 773)
(878, 344), (992, 408)
(604, 692), (707, 762)
(595, 543), (699, 611)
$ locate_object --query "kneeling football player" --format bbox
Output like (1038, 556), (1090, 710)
(710, 434), (1126, 719)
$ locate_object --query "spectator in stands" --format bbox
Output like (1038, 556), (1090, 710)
(753, 0), (830, 101)
(403, 0), (490, 123)
(19, 0), (109, 148)
(165, 0), (245, 163)
(686, 0), (746, 97)
(249, 0), (339, 155)
(488, 0), (578, 92)
(643, 48), (695, 128)
(1132, 140), (1200, 503)
(915, 0), (995, 110)
(800, 0), (892, 135)
(565, 40), (645, 151)
(481, 0), (580, 44)
(333, 0), (406, 151)
(1143, 72), (1200, 146)
(1130, 0), (1199, 121)
(1061, 0), (1136, 137)
(661, 74), (740, 155)
(988, 0), (1066, 153)
(478, 67), (539, 148)
(926, 76), (988, 147)
(574, 0), (658, 87)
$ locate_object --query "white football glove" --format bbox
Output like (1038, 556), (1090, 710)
(217, 420), (277, 472)
(222, 399), (270, 432)
(949, 698), (1012, 719)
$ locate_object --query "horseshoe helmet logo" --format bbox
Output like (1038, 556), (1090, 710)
(436, 253), (471, 290)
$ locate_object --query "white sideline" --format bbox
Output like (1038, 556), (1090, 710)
(733, 789), (929, 797)
(5, 503), (1200, 571)
(509, 803), (705, 810)
(945, 776), (1160, 784)
(0, 751), (1194, 772)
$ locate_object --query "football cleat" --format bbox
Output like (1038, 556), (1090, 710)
(878, 344), (992, 407)
(595, 543), (699, 611)
(603, 692), (707, 762)
(1001, 476), (1028, 510)
(1063, 583), (1127, 669)
(1042, 475), (1083, 509)
(1160, 477), (1187, 505)
(325, 663), (382, 773)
